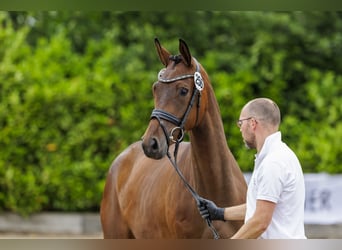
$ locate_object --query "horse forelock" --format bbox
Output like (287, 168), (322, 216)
(158, 54), (209, 83)
(157, 56), (197, 84)
(169, 54), (182, 65)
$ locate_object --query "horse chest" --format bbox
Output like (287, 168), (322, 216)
(119, 164), (202, 238)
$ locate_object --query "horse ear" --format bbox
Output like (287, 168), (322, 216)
(179, 39), (192, 67)
(154, 38), (171, 67)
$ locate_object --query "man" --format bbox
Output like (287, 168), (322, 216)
(198, 98), (306, 239)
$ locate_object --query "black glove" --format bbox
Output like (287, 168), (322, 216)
(197, 197), (225, 221)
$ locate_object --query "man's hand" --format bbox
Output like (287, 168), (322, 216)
(197, 197), (225, 221)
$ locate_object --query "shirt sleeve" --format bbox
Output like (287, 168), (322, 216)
(256, 160), (285, 203)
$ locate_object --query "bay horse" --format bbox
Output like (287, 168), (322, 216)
(100, 38), (247, 238)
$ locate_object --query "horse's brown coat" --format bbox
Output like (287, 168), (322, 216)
(100, 39), (247, 238)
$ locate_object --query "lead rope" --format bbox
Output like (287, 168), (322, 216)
(166, 141), (220, 240)
(153, 111), (220, 239)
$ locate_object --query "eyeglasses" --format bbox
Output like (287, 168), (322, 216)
(236, 117), (253, 128)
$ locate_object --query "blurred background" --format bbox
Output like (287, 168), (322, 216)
(0, 11), (341, 238)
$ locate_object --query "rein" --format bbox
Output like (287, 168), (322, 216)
(150, 58), (220, 240)
(167, 141), (220, 240)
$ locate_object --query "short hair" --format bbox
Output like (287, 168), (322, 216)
(244, 98), (281, 127)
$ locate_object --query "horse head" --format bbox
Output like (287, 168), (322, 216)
(142, 38), (208, 159)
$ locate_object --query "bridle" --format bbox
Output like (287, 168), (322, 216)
(149, 56), (220, 239)
(151, 57), (204, 144)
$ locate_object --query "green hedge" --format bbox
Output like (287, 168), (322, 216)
(0, 11), (341, 215)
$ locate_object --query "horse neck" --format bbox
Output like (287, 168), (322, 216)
(189, 85), (241, 202)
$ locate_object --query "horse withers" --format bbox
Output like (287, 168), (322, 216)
(100, 38), (247, 238)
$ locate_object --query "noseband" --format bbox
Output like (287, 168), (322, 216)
(150, 57), (204, 145)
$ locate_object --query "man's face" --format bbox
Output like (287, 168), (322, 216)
(238, 110), (256, 149)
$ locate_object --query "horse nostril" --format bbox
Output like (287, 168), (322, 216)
(142, 136), (165, 159)
(151, 138), (159, 151)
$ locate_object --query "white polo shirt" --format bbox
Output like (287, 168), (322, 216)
(245, 132), (306, 239)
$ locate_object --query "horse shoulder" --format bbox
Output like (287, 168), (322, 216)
(101, 141), (145, 238)
(106, 141), (144, 190)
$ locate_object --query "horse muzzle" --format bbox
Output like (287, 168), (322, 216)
(141, 120), (169, 160)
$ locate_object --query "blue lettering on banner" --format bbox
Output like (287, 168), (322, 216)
(305, 188), (332, 212)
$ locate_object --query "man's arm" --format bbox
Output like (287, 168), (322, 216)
(231, 199), (276, 239)
(224, 203), (246, 221)
(198, 198), (245, 221)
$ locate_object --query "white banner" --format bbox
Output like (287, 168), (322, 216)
(244, 173), (342, 224)
(304, 173), (342, 224)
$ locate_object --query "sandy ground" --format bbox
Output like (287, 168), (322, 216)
(0, 232), (103, 239)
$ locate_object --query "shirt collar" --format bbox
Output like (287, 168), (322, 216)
(255, 131), (282, 165)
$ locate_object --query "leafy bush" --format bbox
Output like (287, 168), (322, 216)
(0, 11), (341, 215)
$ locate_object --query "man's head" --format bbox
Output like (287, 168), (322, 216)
(237, 98), (281, 150)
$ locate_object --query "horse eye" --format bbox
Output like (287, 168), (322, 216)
(179, 87), (189, 96)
